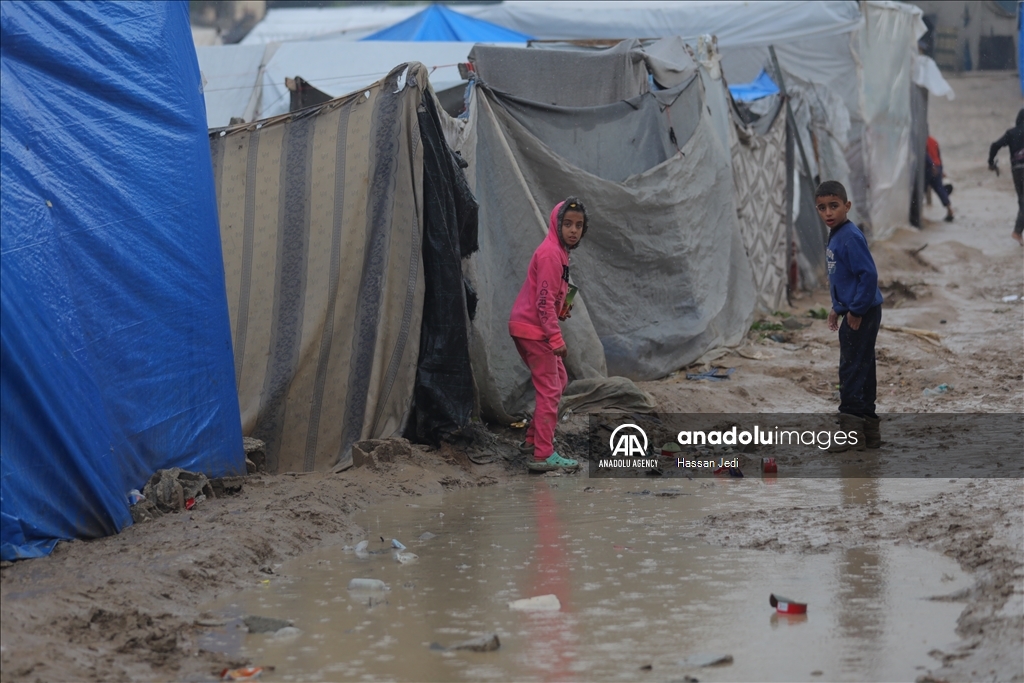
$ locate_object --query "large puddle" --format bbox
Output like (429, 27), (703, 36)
(202, 478), (970, 682)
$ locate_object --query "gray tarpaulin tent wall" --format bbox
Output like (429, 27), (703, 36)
(208, 61), (654, 472)
(455, 41), (754, 423)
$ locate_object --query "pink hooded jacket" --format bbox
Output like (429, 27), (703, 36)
(508, 202), (571, 350)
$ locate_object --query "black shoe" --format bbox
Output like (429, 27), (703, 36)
(943, 214), (954, 222)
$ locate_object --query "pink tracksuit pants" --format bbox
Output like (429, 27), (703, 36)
(513, 337), (568, 460)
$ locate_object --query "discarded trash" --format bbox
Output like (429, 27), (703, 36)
(508, 594), (561, 611)
(661, 442), (681, 459)
(270, 626), (302, 640)
(347, 578), (388, 592)
(127, 489), (145, 505)
(761, 457), (777, 474)
(510, 420), (528, 428)
(674, 653), (734, 668)
(1001, 294), (1020, 302)
(354, 540), (369, 553)
(418, 532), (436, 541)
(391, 539), (407, 550)
(449, 633), (501, 652)
(881, 324), (941, 345)
(185, 494), (206, 510)
(221, 667), (263, 681)
(713, 466), (743, 478)
(685, 367), (735, 381)
(395, 552), (419, 564)
(922, 383), (950, 397)
(809, 307), (829, 319)
(770, 593), (807, 614)
(768, 333), (786, 343)
(243, 615), (292, 633)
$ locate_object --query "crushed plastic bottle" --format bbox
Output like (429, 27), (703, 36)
(347, 578), (388, 592)
(922, 383), (950, 397)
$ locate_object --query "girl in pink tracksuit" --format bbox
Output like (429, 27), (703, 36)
(509, 197), (588, 469)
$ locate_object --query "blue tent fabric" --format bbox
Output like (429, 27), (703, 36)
(0, 1), (244, 560)
(728, 69), (781, 102)
(363, 4), (533, 42)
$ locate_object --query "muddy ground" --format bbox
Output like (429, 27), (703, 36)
(2, 74), (1021, 683)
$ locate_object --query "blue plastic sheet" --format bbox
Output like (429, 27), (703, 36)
(1, 1), (244, 560)
(728, 69), (780, 102)
(363, 4), (533, 42)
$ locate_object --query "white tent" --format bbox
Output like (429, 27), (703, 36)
(232, 0), (951, 238)
(197, 41), (524, 127)
(240, 5), (425, 44)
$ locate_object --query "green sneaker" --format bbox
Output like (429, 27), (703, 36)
(544, 453), (578, 468)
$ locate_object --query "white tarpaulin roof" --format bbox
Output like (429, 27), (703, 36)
(240, 5), (424, 44)
(197, 41), (523, 128)
(470, 1), (862, 46)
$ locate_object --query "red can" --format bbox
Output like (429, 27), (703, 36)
(761, 457), (777, 474)
(770, 593), (807, 614)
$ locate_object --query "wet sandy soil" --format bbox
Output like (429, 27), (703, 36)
(1, 74), (1021, 683)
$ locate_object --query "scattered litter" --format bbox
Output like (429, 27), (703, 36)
(347, 578), (388, 592)
(270, 626), (302, 640)
(221, 667), (264, 681)
(735, 347), (774, 360)
(713, 466), (744, 478)
(660, 442), (681, 459)
(1001, 294), (1020, 302)
(685, 367), (735, 381)
(808, 307), (829, 319)
(768, 333), (786, 343)
(127, 489), (145, 505)
(396, 552), (419, 564)
(184, 494), (206, 510)
(508, 594), (561, 611)
(354, 540), (369, 553)
(881, 324), (941, 345)
(391, 539), (406, 550)
(510, 420), (528, 428)
(674, 653), (733, 667)
(761, 457), (777, 474)
(939, 319), (947, 324)
(449, 633), (501, 652)
(770, 594), (807, 614)
(922, 383), (950, 397)
(131, 467), (216, 523)
(243, 615), (292, 634)
(418, 532), (436, 541)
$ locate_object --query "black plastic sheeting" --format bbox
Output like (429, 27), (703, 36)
(408, 92), (479, 444)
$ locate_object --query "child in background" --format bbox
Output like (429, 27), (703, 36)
(509, 198), (588, 471)
(925, 136), (954, 222)
(817, 181), (884, 451)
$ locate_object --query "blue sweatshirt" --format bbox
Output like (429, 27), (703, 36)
(826, 220), (883, 316)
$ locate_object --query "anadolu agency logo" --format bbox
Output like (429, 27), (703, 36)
(601, 424), (659, 468)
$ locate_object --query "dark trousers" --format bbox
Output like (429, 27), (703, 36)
(926, 163), (950, 207)
(839, 304), (881, 418)
(1013, 167), (1023, 235)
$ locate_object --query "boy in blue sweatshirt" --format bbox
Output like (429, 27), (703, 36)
(817, 181), (884, 450)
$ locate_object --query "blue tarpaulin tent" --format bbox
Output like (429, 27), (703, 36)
(728, 68), (780, 102)
(362, 4), (533, 42)
(0, 1), (244, 560)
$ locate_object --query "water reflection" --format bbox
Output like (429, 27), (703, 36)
(202, 478), (970, 682)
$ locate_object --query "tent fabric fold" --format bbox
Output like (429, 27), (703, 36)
(451, 63), (754, 422)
